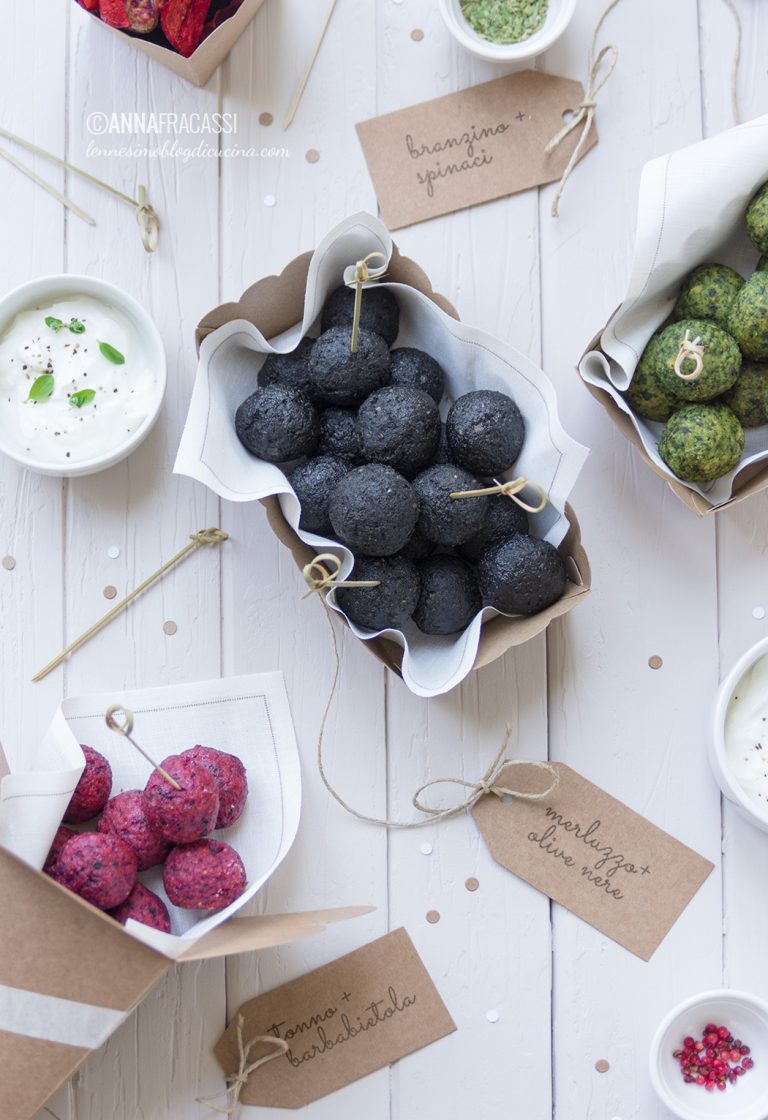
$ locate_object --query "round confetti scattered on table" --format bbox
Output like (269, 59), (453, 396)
(595, 1059), (610, 1073)
(420, 841), (433, 855)
(1, 555), (15, 571)
(107, 546), (120, 559)
(103, 585), (117, 600)
(648, 655), (663, 670)
(411, 27), (424, 40)
(306, 149), (320, 164)
(263, 194), (276, 207)
(486, 1009), (499, 1023)
(426, 909), (440, 924)
(259, 112), (273, 126)
(465, 877), (479, 892)
(163, 620), (178, 636)
(753, 606), (766, 620)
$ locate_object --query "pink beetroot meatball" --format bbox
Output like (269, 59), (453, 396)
(181, 746), (248, 829)
(43, 824), (77, 874)
(110, 882), (171, 933)
(163, 839), (246, 910)
(63, 745), (112, 823)
(56, 832), (137, 910)
(143, 755), (219, 844)
(98, 790), (171, 871)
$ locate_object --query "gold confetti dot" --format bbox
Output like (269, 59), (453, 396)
(595, 1059), (610, 1073)
(426, 909), (440, 924)
(465, 877), (479, 892)
(305, 148), (320, 164)
(2, 555), (15, 571)
(259, 112), (273, 126)
(648, 655), (663, 670)
(103, 585), (117, 600)
(411, 27), (424, 41)
(163, 620), (178, 636)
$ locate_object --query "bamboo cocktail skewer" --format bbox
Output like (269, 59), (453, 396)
(283, 0), (338, 129)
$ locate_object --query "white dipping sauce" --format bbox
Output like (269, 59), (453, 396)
(725, 651), (768, 810)
(0, 296), (156, 465)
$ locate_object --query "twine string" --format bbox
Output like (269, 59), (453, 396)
(105, 704), (182, 789)
(198, 1015), (289, 1116)
(673, 329), (705, 381)
(346, 251), (389, 353)
(449, 476), (548, 514)
(301, 553), (380, 599)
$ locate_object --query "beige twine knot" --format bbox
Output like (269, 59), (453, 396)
(673, 329), (705, 381)
(302, 553), (381, 599)
(198, 1014), (289, 1116)
(345, 251), (389, 353)
(450, 476), (548, 514)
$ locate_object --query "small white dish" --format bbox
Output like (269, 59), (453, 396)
(711, 636), (768, 834)
(649, 990), (768, 1120)
(0, 274), (166, 478)
(438, 0), (578, 63)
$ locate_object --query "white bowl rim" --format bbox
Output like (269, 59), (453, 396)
(712, 634), (768, 826)
(0, 273), (167, 476)
(649, 988), (768, 1120)
(438, 0), (578, 61)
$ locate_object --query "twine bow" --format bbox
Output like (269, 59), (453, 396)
(345, 251), (389, 353)
(302, 553), (380, 599)
(673, 329), (705, 381)
(450, 476), (548, 514)
(198, 1015), (288, 1116)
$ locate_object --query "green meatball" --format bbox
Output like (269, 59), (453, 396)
(746, 181), (768, 254)
(722, 360), (768, 427)
(658, 404), (744, 483)
(623, 333), (681, 422)
(756, 255), (768, 273)
(653, 319), (741, 402)
(727, 273), (768, 361)
(673, 263), (744, 329)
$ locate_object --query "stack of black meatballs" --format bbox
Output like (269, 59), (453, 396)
(235, 284), (566, 636)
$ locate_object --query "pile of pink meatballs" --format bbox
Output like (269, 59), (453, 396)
(44, 745), (249, 933)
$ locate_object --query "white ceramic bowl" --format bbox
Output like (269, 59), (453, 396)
(650, 990), (768, 1120)
(711, 635), (768, 834)
(439, 0), (578, 62)
(0, 274), (166, 477)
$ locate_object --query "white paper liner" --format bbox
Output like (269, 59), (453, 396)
(175, 213), (588, 697)
(580, 115), (768, 508)
(0, 674), (301, 960)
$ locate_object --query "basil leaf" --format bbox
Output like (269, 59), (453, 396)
(28, 374), (55, 401)
(44, 316), (64, 332)
(69, 389), (96, 409)
(69, 318), (86, 334)
(98, 341), (125, 365)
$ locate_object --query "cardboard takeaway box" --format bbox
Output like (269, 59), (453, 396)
(75, 0), (267, 86)
(194, 244), (592, 683)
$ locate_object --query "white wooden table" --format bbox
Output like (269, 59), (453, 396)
(1, 1), (766, 1117)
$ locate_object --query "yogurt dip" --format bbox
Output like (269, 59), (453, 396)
(0, 295), (156, 466)
(724, 651), (768, 812)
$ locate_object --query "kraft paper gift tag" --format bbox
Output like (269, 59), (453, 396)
(356, 70), (598, 229)
(214, 928), (456, 1108)
(473, 763), (714, 961)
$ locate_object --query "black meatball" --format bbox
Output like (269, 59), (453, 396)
(291, 455), (351, 535)
(413, 555), (481, 635)
(478, 534), (566, 616)
(446, 390), (525, 475)
(357, 386), (440, 477)
(389, 347), (445, 404)
(309, 327), (391, 407)
(235, 384), (318, 462)
(321, 284), (400, 346)
(431, 423), (452, 465)
(399, 530), (436, 563)
(335, 555), (420, 631)
(457, 495), (529, 563)
(317, 407), (363, 463)
(413, 464), (487, 545)
(329, 464), (419, 556)
(259, 337), (315, 397)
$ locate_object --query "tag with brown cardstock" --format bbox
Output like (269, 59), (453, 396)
(472, 763), (714, 960)
(355, 70), (597, 230)
(214, 928), (456, 1108)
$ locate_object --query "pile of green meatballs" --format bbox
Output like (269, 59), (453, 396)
(624, 179), (768, 484)
(234, 283), (566, 637)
